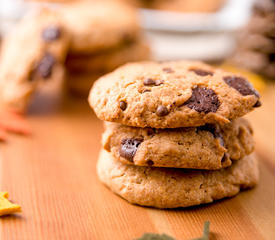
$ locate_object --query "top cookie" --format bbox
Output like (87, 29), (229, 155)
(59, 1), (140, 54)
(89, 61), (261, 128)
(0, 8), (69, 112)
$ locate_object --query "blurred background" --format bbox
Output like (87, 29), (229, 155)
(1, 0), (273, 98)
(0, 2), (275, 238)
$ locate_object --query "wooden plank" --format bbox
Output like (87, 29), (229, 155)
(0, 85), (274, 240)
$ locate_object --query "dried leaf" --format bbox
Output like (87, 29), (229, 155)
(0, 192), (21, 216)
(136, 233), (175, 240)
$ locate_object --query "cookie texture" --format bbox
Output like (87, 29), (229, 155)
(65, 39), (150, 73)
(103, 118), (254, 169)
(89, 61), (261, 128)
(0, 9), (69, 111)
(59, 1), (140, 54)
(97, 150), (259, 208)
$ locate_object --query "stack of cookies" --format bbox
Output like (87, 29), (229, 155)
(0, 1), (150, 112)
(0, 9), (69, 111)
(230, 0), (275, 79)
(61, 1), (150, 96)
(89, 60), (261, 208)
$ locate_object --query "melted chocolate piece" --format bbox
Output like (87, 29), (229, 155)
(184, 86), (220, 113)
(119, 138), (143, 162)
(253, 100), (262, 108)
(223, 76), (260, 97)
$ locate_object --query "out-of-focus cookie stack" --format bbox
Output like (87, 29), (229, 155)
(0, 9), (69, 111)
(230, 0), (275, 79)
(0, 0), (150, 112)
(61, 1), (150, 96)
(89, 60), (261, 208)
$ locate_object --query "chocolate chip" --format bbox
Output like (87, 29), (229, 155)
(162, 67), (174, 73)
(142, 89), (151, 93)
(156, 105), (169, 116)
(190, 68), (214, 76)
(119, 138), (143, 162)
(143, 78), (163, 86)
(119, 101), (127, 111)
(253, 100), (262, 108)
(42, 26), (61, 42)
(143, 78), (156, 86)
(198, 124), (224, 146)
(223, 76), (260, 97)
(155, 80), (164, 86)
(146, 128), (155, 136)
(36, 53), (56, 79)
(184, 86), (220, 113)
(146, 160), (154, 166)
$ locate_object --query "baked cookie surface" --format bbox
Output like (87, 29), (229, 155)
(59, 1), (140, 54)
(97, 150), (259, 208)
(0, 9), (69, 111)
(89, 61), (261, 128)
(102, 118), (254, 169)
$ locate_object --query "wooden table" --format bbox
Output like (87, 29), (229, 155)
(0, 84), (275, 240)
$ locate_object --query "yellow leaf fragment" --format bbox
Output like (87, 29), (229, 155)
(0, 192), (21, 216)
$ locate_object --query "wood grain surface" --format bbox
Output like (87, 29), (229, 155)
(0, 84), (275, 240)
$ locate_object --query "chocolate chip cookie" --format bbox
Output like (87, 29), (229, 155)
(65, 39), (150, 73)
(59, 1), (140, 54)
(89, 61), (261, 128)
(97, 150), (259, 208)
(102, 118), (254, 169)
(0, 9), (69, 112)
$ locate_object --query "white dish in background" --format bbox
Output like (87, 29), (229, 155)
(140, 0), (255, 32)
(140, 0), (256, 61)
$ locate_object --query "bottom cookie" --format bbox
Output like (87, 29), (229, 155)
(97, 150), (259, 208)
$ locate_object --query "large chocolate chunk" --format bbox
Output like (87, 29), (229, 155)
(119, 138), (143, 162)
(223, 76), (260, 97)
(184, 86), (220, 113)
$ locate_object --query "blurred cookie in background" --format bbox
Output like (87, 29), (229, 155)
(0, 0), (150, 112)
(61, 0), (150, 96)
(59, 0), (141, 54)
(0, 8), (69, 112)
(230, 0), (275, 79)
